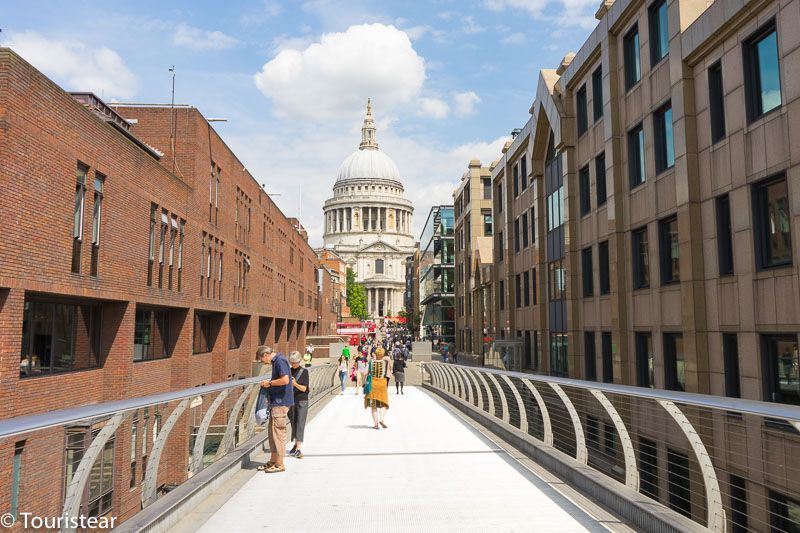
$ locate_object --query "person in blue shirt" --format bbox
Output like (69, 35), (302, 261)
(256, 346), (294, 473)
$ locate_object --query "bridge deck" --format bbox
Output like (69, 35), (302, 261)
(181, 387), (609, 532)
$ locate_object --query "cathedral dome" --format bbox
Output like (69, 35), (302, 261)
(336, 149), (401, 182)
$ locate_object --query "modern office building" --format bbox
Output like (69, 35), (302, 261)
(488, 0), (800, 528)
(453, 160), (496, 356)
(418, 205), (455, 345)
(0, 49), (319, 523)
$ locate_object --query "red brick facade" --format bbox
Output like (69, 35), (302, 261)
(0, 49), (320, 524)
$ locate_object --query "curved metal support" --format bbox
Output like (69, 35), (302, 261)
(590, 389), (638, 490)
(472, 370), (496, 416)
(464, 369), (484, 410)
(443, 365), (461, 398)
(442, 365), (456, 395)
(190, 389), (231, 475)
(502, 375), (527, 433)
(659, 400), (725, 533)
(62, 413), (126, 531)
(218, 384), (255, 457)
(549, 383), (587, 464)
(142, 398), (190, 508)
(486, 372), (510, 423)
(521, 379), (553, 446)
(454, 367), (474, 405)
(427, 364), (440, 388)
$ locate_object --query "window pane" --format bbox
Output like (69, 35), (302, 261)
(757, 30), (781, 114)
(651, 0), (668, 64)
(596, 152), (607, 206)
(766, 335), (800, 405)
(663, 106), (674, 168)
(765, 179), (792, 265)
(592, 67), (603, 120)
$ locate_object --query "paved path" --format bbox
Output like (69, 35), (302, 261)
(186, 387), (608, 532)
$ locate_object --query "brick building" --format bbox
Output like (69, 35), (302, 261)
(487, 0), (800, 528)
(453, 159), (496, 357)
(0, 49), (319, 524)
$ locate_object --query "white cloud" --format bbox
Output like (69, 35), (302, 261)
(241, 0), (283, 26)
(453, 91), (481, 116)
(484, 0), (598, 27)
(173, 24), (239, 51)
(254, 23), (426, 121)
(501, 31), (526, 45)
(460, 15), (487, 34)
(5, 30), (137, 100)
(418, 97), (450, 119)
(403, 25), (433, 40)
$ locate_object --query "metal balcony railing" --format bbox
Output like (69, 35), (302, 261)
(0, 364), (338, 532)
(421, 362), (800, 533)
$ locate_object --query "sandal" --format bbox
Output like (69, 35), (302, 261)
(257, 461), (275, 471)
(379, 421), (388, 428)
(373, 424), (379, 430)
(264, 464), (285, 473)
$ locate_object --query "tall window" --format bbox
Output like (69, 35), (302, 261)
(482, 178), (492, 200)
(708, 61), (726, 143)
(632, 226), (650, 289)
(576, 84), (588, 136)
(548, 260), (566, 301)
(134, 308), (171, 361)
(529, 208), (535, 243)
(168, 215), (177, 290)
(649, 0), (668, 65)
(639, 437), (658, 499)
(582, 247), (593, 297)
(547, 187), (564, 231)
(628, 123), (645, 188)
(550, 333), (568, 377)
(513, 164), (519, 197)
(592, 66), (603, 121)
(729, 475), (748, 533)
(579, 165), (591, 216)
(716, 194), (734, 276)
(65, 429), (114, 518)
(635, 332), (654, 387)
(19, 299), (102, 377)
(624, 24), (641, 90)
(584, 331), (596, 381)
(531, 268), (537, 305)
(514, 219), (520, 253)
(375, 259), (384, 274)
(769, 491), (800, 533)
(762, 334), (800, 405)
(523, 271), (530, 306)
(599, 240), (610, 295)
(148, 203), (157, 286)
(663, 332), (685, 391)
(193, 312), (215, 354)
(499, 279), (505, 310)
(521, 212), (529, 248)
(72, 163), (88, 273)
(229, 314), (248, 349)
(11, 441), (23, 518)
(753, 175), (792, 269)
(723, 333), (740, 398)
(158, 209), (167, 288)
(744, 20), (781, 122)
(520, 155), (527, 191)
(178, 219), (185, 291)
(667, 449), (691, 518)
(654, 102), (674, 173)
(595, 152), (607, 206)
(483, 212), (492, 236)
(90, 173), (104, 277)
(659, 215), (679, 284)
(515, 274), (522, 308)
(601, 332), (613, 383)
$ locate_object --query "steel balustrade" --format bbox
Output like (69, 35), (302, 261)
(421, 362), (800, 533)
(0, 364), (338, 533)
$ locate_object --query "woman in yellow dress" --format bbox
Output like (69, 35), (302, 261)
(364, 346), (392, 429)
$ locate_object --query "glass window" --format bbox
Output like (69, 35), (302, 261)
(723, 333), (741, 398)
(576, 84), (588, 136)
(65, 429), (115, 518)
(483, 212), (492, 236)
(754, 176), (792, 269)
(579, 165), (591, 216)
(762, 334), (799, 405)
(744, 20), (781, 121)
(72, 164), (88, 273)
(514, 218), (520, 253)
(649, 0), (669, 65)
(667, 449), (691, 518)
(654, 102), (674, 172)
(599, 240), (610, 295)
(729, 474), (748, 533)
(663, 332), (685, 391)
(624, 24), (641, 90)
(659, 215), (679, 284)
(547, 187), (564, 231)
(375, 259), (384, 274)
(586, 416), (600, 447)
(632, 226), (650, 289)
(602, 332), (613, 383)
(513, 164), (519, 197)
(549, 260), (566, 301)
(521, 212), (529, 248)
(550, 333), (568, 377)
(628, 123), (645, 188)
(769, 490), (800, 533)
(520, 155), (528, 191)
(229, 314), (248, 349)
(635, 332), (654, 387)
(639, 437), (658, 500)
(708, 61), (726, 143)
(592, 66), (603, 121)
(193, 313), (215, 354)
(582, 247), (593, 297)
(20, 299), (102, 377)
(716, 194), (734, 276)
(523, 271), (530, 306)
(596, 152), (607, 206)
(482, 178), (492, 200)
(11, 442), (23, 518)
(134, 308), (171, 361)
(584, 331), (596, 381)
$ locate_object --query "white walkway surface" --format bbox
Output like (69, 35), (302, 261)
(193, 387), (606, 532)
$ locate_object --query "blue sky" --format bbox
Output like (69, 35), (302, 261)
(2, 0), (599, 245)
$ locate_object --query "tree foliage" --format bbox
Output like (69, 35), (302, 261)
(348, 283), (368, 320)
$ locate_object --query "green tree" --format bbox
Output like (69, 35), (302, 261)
(348, 282), (368, 320)
(397, 309), (407, 319)
(345, 267), (357, 307)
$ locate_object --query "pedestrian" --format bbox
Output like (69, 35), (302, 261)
(356, 351), (368, 394)
(394, 355), (406, 395)
(255, 346), (293, 474)
(304, 344), (314, 367)
(288, 351), (310, 459)
(337, 355), (348, 393)
(342, 344), (351, 363)
(365, 346), (391, 429)
(452, 349), (458, 364)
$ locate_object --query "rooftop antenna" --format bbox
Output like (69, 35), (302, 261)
(169, 65), (176, 173)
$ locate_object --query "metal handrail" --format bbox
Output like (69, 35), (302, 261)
(0, 363), (334, 440)
(428, 362), (800, 422)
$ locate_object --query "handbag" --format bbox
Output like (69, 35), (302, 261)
(254, 386), (270, 425)
(363, 361), (373, 395)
